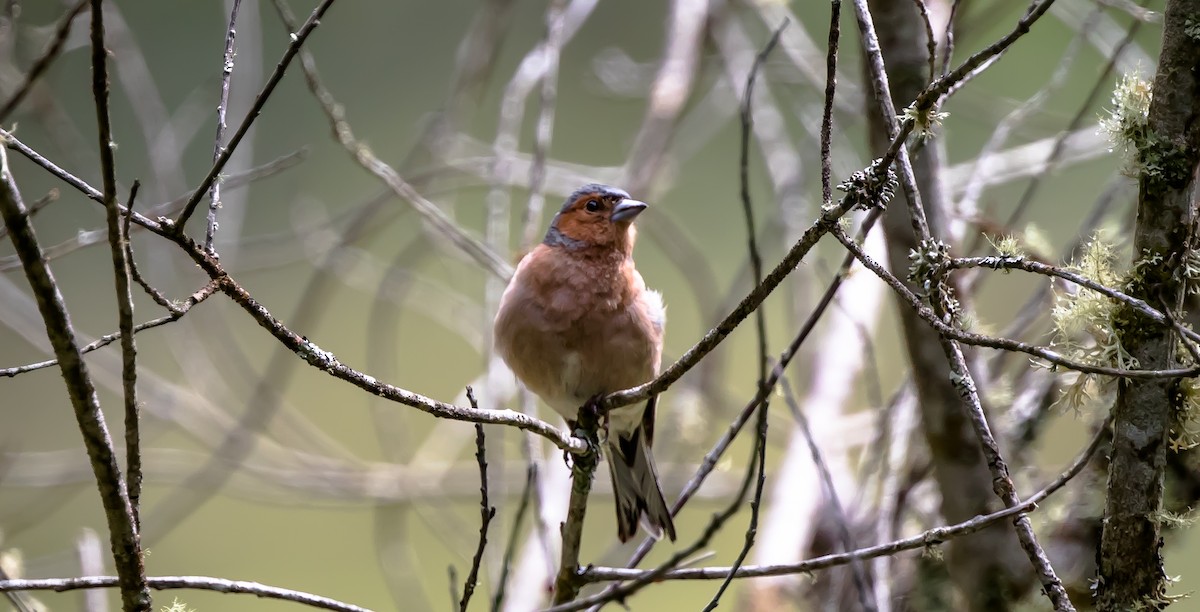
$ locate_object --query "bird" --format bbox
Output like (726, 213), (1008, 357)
(493, 183), (676, 543)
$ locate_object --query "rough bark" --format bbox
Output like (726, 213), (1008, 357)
(864, 1), (1032, 609)
(1096, 0), (1200, 608)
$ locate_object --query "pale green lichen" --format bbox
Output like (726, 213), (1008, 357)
(1051, 236), (1131, 410)
(162, 598), (197, 612)
(1099, 71), (1153, 176)
(987, 234), (1026, 259)
(1154, 509), (1198, 530)
(1171, 376), (1200, 450)
(899, 102), (949, 142)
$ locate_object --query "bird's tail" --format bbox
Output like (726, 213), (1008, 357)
(605, 425), (676, 543)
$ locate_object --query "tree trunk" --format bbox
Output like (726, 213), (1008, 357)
(1097, 0), (1200, 608)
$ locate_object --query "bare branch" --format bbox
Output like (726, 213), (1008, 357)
(0, 576), (368, 612)
(205, 0), (242, 252)
(174, 0), (339, 231)
(115, 182), (142, 527)
(550, 402), (601, 605)
(0, 143), (148, 609)
(458, 395), (495, 612)
(820, 0), (843, 206)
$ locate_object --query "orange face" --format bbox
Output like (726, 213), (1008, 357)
(549, 185), (647, 251)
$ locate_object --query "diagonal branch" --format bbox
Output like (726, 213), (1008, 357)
(174, 0), (338, 231)
(0, 0), (88, 123)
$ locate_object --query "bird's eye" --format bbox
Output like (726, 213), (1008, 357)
(584, 199), (601, 212)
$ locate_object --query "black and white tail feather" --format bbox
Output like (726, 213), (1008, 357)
(605, 397), (676, 543)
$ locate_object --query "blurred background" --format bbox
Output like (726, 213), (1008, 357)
(0, 0), (1188, 610)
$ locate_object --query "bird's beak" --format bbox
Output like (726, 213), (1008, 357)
(611, 199), (648, 223)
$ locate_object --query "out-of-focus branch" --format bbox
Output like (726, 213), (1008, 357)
(76, 529), (107, 612)
(520, 0), (567, 249)
(491, 465), (535, 611)
(0, 0), (87, 123)
(271, 0), (512, 280)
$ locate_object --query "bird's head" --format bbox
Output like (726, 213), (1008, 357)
(543, 184), (648, 254)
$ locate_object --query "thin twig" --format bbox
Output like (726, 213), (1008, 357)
(910, 0), (937, 83)
(115, 182), (142, 528)
(949, 255), (1200, 345)
(820, 0), (842, 207)
(86, 0), (152, 606)
(0, 0), (88, 123)
(205, 0), (243, 252)
(460, 392), (495, 612)
(780, 375), (875, 611)
(174, 0), (339, 231)
(491, 464), (535, 612)
(578, 415), (1112, 583)
(0, 189), (58, 241)
(0, 282), (217, 378)
(703, 20), (787, 610)
(0, 576), (369, 612)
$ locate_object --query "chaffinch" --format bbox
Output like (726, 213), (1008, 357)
(493, 184), (676, 543)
